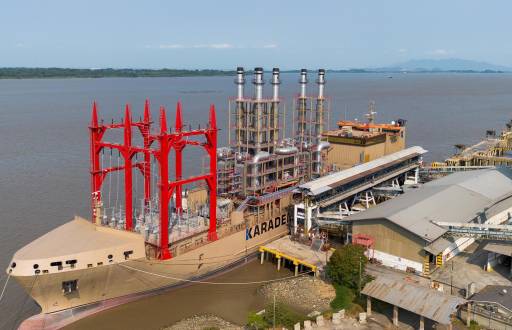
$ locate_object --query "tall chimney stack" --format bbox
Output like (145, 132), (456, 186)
(317, 69), (325, 99)
(235, 67), (245, 100)
(253, 67), (264, 101)
(271, 68), (280, 101)
(299, 69), (308, 98)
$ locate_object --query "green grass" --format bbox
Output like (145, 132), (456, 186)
(247, 312), (267, 330)
(263, 302), (309, 329)
(469, 320), (482, 330)
(330, 284), (355, 311)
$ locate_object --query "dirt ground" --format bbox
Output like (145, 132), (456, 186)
(259, 276), (336, 313)
(163, 314), (242, 330)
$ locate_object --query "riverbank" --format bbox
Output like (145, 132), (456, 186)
(163, 314), (241, 330)
(259, 276), (336, 314)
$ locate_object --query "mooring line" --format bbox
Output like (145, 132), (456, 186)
(119, 263), (313, 285)
(0, 274), (10, 304)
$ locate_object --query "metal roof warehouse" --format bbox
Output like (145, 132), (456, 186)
(347, 167), (512, 274)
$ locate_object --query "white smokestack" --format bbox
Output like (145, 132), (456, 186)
(271, 68), (280, 101)
(253, 67), (264, 101)
(317, 69), (325, 99)
(235, 67), (245, 100)
(299, 69), (308, 98)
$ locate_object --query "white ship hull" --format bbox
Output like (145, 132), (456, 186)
(9, 214), (289, 316)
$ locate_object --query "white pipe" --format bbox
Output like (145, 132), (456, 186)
(314, 141), (330, 174)
(275, 146), (299, 155)
(250, 151), (270, 163)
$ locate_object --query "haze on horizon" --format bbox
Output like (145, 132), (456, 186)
(1, 0), (510, 70)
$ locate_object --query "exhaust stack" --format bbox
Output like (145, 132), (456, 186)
(235, 67), (245, 100)
(253, 67), (264, 101)
(271, 68), (280, 101)
(317, 69), (325, 99)
(299, 69), (308, 98)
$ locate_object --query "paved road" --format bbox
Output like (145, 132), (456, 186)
(430, 241), (511, 294)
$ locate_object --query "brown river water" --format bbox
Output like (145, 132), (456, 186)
(64, 260), (292, 330)
(2, 73), (512, 329)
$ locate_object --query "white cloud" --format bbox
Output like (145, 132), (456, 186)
(205, 43), (233, 49)
(158, 44), (185, 49)
(154, 43), (234, 49)
(14, 43), (27, 48)
(147, 43), (277, 50)
(427, 48), (454, 56)
(398, 48), (407, 53)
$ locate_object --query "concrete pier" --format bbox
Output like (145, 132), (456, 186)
(466, 302), (472, 327)
(393, 305), (399, 326)
(259, 236), (332, 276)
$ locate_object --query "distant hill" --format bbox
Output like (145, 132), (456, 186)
(374, 58), (511, 73)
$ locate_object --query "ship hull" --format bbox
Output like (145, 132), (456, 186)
(13, 221), (288, 316)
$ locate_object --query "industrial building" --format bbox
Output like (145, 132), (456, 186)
(465, 285), (512, 329)
(322, 103), (406, 170)
(348, 167), (512, 275)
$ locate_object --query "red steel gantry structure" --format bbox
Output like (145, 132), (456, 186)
(89, 100), (218, 260)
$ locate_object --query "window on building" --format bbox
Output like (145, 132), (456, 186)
(65, 260), (77, 269)
(123, 250), (134, 260)
(50, 261), (63, 271)
(62, 280), (78, 295)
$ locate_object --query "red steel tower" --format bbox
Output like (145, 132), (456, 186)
(89, 100), (218, 260)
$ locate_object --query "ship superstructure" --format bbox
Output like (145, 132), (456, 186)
(218, 68), (330, 199)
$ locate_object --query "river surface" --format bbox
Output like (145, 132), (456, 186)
(1, 73), (512, 329)
(64, 259), (292, 330)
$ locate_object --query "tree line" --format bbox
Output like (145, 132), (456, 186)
(0, 68), (235, 79)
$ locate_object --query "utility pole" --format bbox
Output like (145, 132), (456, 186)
(273, 293), (276, 330)
(359, 256), (362, 298)
(450, 260), (454, 295)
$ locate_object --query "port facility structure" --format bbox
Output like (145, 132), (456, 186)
(292, 146), (427, 234)
(347, 167), (512, 275)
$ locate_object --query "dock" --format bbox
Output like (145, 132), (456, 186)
(259, 236), (333, 276)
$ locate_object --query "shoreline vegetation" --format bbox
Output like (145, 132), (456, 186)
(0, 67), (508, 79)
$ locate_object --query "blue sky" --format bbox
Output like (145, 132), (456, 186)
(1, 0), (510, 69)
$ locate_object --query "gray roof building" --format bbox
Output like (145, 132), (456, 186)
(362, 277), (466, 324)
(471, 285), (512, 311)
(348, 167), (512, 255)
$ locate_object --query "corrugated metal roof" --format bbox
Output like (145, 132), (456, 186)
(299, 146), (427, 195)
(362, 277), (466, 324)
(348, 167), (512, 243)
(471, 285), (512, 310)
(483, 242), (512, 257)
